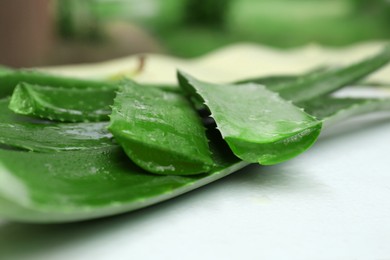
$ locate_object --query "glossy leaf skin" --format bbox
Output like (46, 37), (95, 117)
(0, 98), (114, 152)
(0, 69), (116, 98)
(178, 72), (322, 165)
(273, 45), (390, 103)
(9, 83), (116, 122)
(109, 81), (214, 175)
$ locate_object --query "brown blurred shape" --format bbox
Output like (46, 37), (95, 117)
(0, 0), (54, 68)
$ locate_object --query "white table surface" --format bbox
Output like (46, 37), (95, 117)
(1, 43), (390, 260)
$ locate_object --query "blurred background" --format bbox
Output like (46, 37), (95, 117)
(0, 0), (389, 67)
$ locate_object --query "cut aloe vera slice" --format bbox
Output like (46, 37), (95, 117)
(108, 81), (214, 175)
(178, 72), (322, 165)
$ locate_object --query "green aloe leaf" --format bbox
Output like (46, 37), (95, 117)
(0, 146), (242, 222)
(108, 81), (214, 175)
(0, 98), (114, 152)
(235, 66), (330, 86)
(0, 68), (116, 98)
(236, 74), (299, 86)
(9, 83), (115, 122)
(0, 122), (243, 223)
(178, 71), (323, 165)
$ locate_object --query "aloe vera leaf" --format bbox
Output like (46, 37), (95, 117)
(273, 46), (390, 103)
(108, 81), (214, 175)
(0, 69), (116, 98)
(236, 65), (331, 86)
(0, 129), (245, 222)
(9, 83), (116, 122)
(236, 75), (298, 86)
(0, 98), (114, 152)
(178, 72), (322, 165)
(299, 96), (390, 127)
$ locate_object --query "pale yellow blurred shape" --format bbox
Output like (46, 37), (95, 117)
(41, 42), (390, 84)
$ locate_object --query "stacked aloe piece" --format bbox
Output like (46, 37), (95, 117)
(1, 46), (390, 223)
